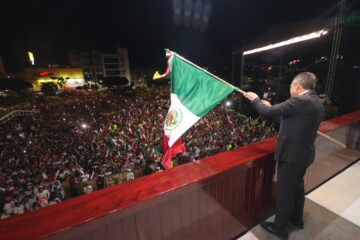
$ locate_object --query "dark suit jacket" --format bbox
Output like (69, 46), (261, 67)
(251, 91), (324, 167)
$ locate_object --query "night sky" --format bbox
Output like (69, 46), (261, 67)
(1, 0), (359, 71)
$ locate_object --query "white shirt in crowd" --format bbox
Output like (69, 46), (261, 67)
(36, 189), (50, 200)
(83, 184), (93, 194)
(3, 202), (14, 215)
(13, 204), (24, 215)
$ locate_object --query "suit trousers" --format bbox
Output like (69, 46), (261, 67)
(274, 161), (307, 232)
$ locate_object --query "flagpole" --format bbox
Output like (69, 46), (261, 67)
(317, 130), (346, 148)
(167, 49), (246, 94)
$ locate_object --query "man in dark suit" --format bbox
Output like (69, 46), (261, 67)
(244, 72), (324, 240)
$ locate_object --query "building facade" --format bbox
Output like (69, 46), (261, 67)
(68, 49), (103, 82)
(68, 48), (131, 85)
(102, 48), (131, 82)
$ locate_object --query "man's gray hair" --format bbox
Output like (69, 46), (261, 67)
(292, 72), (317, 90)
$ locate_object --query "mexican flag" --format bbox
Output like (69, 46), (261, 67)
(160, 50), (238, 169)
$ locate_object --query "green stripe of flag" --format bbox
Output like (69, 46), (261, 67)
(170, 52), (236, 117)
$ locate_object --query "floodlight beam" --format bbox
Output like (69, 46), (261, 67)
(243, 29), (328, 56)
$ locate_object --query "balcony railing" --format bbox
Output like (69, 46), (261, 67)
(0, 110), (359, 240)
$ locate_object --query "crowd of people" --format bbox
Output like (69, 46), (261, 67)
(0, 91), (276, 219)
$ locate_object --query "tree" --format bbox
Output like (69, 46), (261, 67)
(0, 78), (33, 91)
(39, 76), (69, 95)
(102, 76), (129, 88)
(41, 82), (58, 95)
(118, 77), (129, 86)
(50, 76), (68, 88)
(147, 78), (169, 88)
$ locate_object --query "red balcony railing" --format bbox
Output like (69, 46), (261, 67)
(1, 110), (359, 240)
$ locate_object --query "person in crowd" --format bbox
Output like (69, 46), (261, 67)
(35, 185), (50, 202)
(83, 182), (94, 194)
(143, 160), (157, 176)
(13, 200), (24, 215)
(2, 197), (14, 218)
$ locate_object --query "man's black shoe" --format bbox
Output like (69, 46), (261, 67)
(260, 221), (288, 240)
(292, 221), (304, 229)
